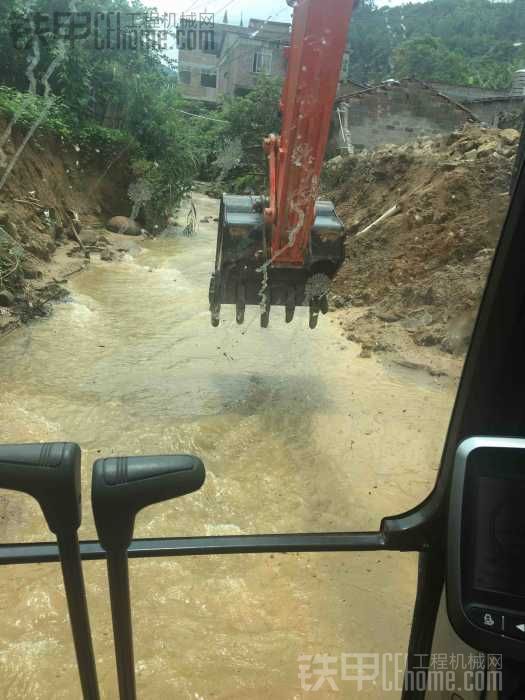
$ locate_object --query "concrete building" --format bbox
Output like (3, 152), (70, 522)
(178, 19), (290, 103)
(178, 17), (350, 103)
(177, 24), (227, 103)
(218, 19), (290, 98)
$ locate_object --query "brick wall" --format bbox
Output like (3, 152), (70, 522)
(467, 98), (525, 127)
(330, 83), (474, 154)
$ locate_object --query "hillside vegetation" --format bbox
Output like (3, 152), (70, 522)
(0, 0), (209, 225)
(349, 0), (525, 89)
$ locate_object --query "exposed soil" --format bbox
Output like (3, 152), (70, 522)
(0, 118), (136, 336)
(325, 124), (519, 376)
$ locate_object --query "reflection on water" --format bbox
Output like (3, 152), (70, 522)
(0, 195), (455, 698)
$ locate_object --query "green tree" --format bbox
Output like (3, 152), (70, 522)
(348, 0), (525, 89)
(219, 76), (282, 156)
(393, 36), (470, 83)
(210, 76), (282, 189)
(0, 0), (206, 224)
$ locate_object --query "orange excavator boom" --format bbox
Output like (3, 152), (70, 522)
(210, 0), (357, 329)
(265, 0), (357, 266)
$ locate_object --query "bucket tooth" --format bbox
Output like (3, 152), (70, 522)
(309, 300), (320, 330)
(209, 274), (221, 327)
(261, 302), (271, 328)
(236, 282), (246, 325)
(285, 288), (296, 324)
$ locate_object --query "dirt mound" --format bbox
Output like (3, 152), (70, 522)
(326, 124), (517, 365)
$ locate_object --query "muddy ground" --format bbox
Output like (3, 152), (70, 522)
(0, 192), (456, 699)
(325, 124), (519, 377)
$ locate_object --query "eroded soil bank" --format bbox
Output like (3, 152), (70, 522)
(0, 118), (135, 336)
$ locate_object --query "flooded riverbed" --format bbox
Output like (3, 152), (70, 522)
(0, 194), (457, 698)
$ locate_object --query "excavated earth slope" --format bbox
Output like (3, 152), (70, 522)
(325, 125), (519, 372)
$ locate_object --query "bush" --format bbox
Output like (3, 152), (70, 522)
(129, 155), (193, 230)
(77, 124), (137, 160)
(229, 173), (266, 194)
(0, 87), (73, 139)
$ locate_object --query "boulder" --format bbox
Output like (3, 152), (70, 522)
(0, 210), (9, 226)
(79, 229), (99, 245)
(455, 139), (476, 154)
(327, 155), (344, 168)
(402, 309), (434, 333)
(160, 224), (185, 238)
(0, 289), (15, 307)
(106, 216), (142, 236)
(442, 309), (477, 355)
(499, 146), (517, 158)
(500, 129), (520, 146)
(476, 141), (498, 157)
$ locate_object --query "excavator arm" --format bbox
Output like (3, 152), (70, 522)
(210, 0), (357, 328)
(265, 0), (356, 265)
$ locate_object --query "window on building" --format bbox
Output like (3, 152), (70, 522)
(252, 50), (272, 75)
(200, 71), (217, 88)
(200, 32), (216, 54)
(179, 70), (191, 85)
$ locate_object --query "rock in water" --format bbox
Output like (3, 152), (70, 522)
(160, 224), (185, 238)
(100, 249), (115, 262)
(0, 289), (15, 307)
(107, 216), (142, 236)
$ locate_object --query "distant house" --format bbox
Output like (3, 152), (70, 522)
(330, 79), (478, 154)
(328, 71), (525, 154)
(178, 19), (291, 103)
(428, 73), (525, 127)
(178, 17), (350, 104)
(218, 19), (290, 99)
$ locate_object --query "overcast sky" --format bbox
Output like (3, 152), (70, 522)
(141, 0), (292, 24)
(142, 0), (416, 25)
(140, 0), (418, 60)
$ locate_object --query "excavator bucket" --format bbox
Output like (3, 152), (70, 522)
(209, 195), (346, 329)
(209, 0), (356, 330)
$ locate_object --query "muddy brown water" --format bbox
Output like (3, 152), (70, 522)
(0, 194), (457, 698)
